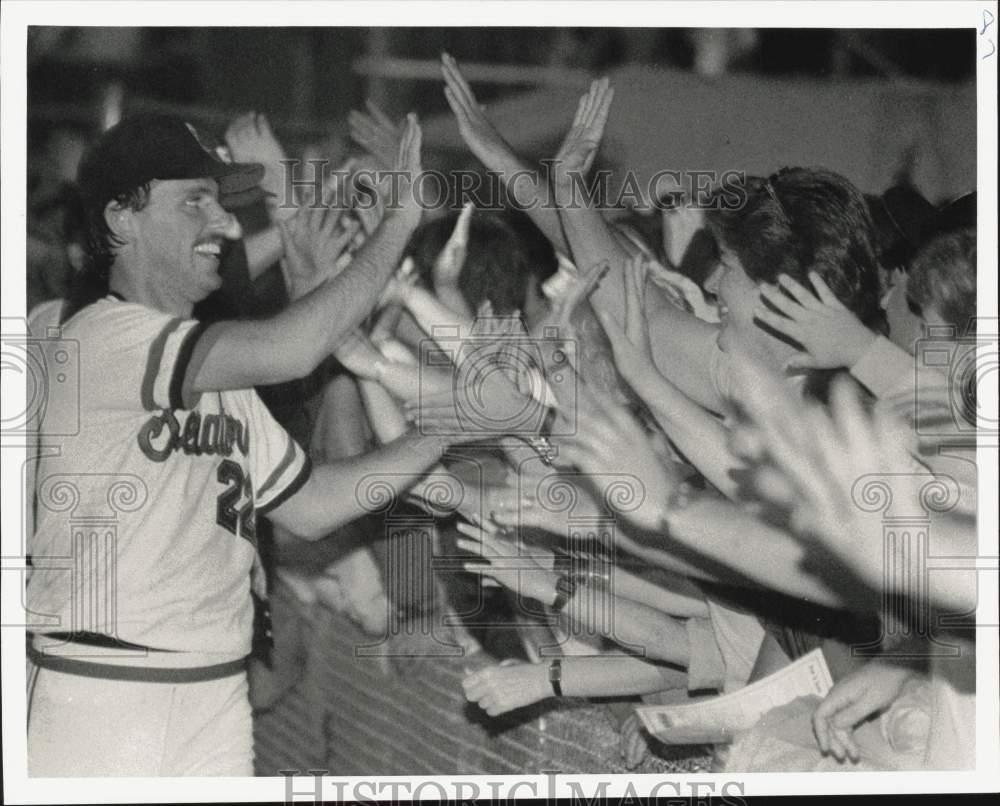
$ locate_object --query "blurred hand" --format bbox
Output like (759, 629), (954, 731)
(278, 206), (360, 301)
(531, 260), (611, 415)
(225, 111), (294, 221)
(377, 257), (419, 309)
(462, 660), (551, 716)
(333, 331), (385, 381)
(391, 113), (424, 231)
(661, 203), (704, 268)
(348, 100), (403, 172)
(465, 464), (607, 538)
(402, 361), (537, 441)
(754, 272), (878, 372)
(351, 169), (386, 236)
(434, 201), (474, 290)
(812, 661), (917, 763)
(596, 254), (657, 382)
(727, 360), (928, 582)
(441, 52), (514, 168)
(552, 78), (614, 186)
(554, 379), (676, 532)
(455, 518), (557, 603)
(620, 713), (652, 769)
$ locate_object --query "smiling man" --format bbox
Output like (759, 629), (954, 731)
(25, 114), (451, 776)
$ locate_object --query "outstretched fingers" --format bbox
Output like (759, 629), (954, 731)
(807, 271), (846, 309)
(441, 53), (479, 112)
(777, 273), (822, 309)
(587, 78), (614, 137)
(395, 113), (422, 174)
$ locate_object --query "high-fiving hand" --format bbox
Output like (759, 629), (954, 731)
(225, 111), (294, 221)
(441, 52), (514, 168)
(348, 100), (403, 172)
(553, 77), (615, 186)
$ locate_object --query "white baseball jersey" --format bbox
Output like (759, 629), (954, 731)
(28, 296), (310, 658)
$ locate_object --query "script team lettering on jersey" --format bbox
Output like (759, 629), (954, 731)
(137, 408), (257, 544)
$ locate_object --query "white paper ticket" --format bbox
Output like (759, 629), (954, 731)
(635, 648), (834, 745)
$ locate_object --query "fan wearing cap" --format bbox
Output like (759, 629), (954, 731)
(26, 113), (452, 776)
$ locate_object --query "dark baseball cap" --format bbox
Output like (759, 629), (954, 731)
(77, 113), (265, 212)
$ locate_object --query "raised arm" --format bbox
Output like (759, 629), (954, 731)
(187, 115), (424, 393)
(547, 80), (724, 410)
(440, 52), (569, 255)
(598, 256), (739, 495)
(550, 78), (632, 321)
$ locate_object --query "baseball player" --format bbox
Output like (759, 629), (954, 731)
(26, 113), (449, 776)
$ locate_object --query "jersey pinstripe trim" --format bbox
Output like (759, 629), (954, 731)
(141, 318), (185, 411)
(180, 322), (225, 412)
(169, 322), (209, 410)
(139, 318), (207, 412)
(256, 437), (298, 503)
(257, 455), (312, 515)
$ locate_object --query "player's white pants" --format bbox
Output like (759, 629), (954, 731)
(27, 662), (254, 776)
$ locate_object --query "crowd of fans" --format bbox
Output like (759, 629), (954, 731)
(27, 52), (979, 773)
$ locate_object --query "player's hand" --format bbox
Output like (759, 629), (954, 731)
(812, 661), (917, 763)
(552, 78), (614, 188)
(754, 272), (878, 372)
(348, 100), (403, 172)
(462, 660), (552, 716)
(441, 52), (515, 169)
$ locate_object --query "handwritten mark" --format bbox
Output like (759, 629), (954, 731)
(982, 9), (995, 59)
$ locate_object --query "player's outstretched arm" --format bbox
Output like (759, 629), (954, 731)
(188, 116), (425, 393)
(267, 431), (450, 540)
